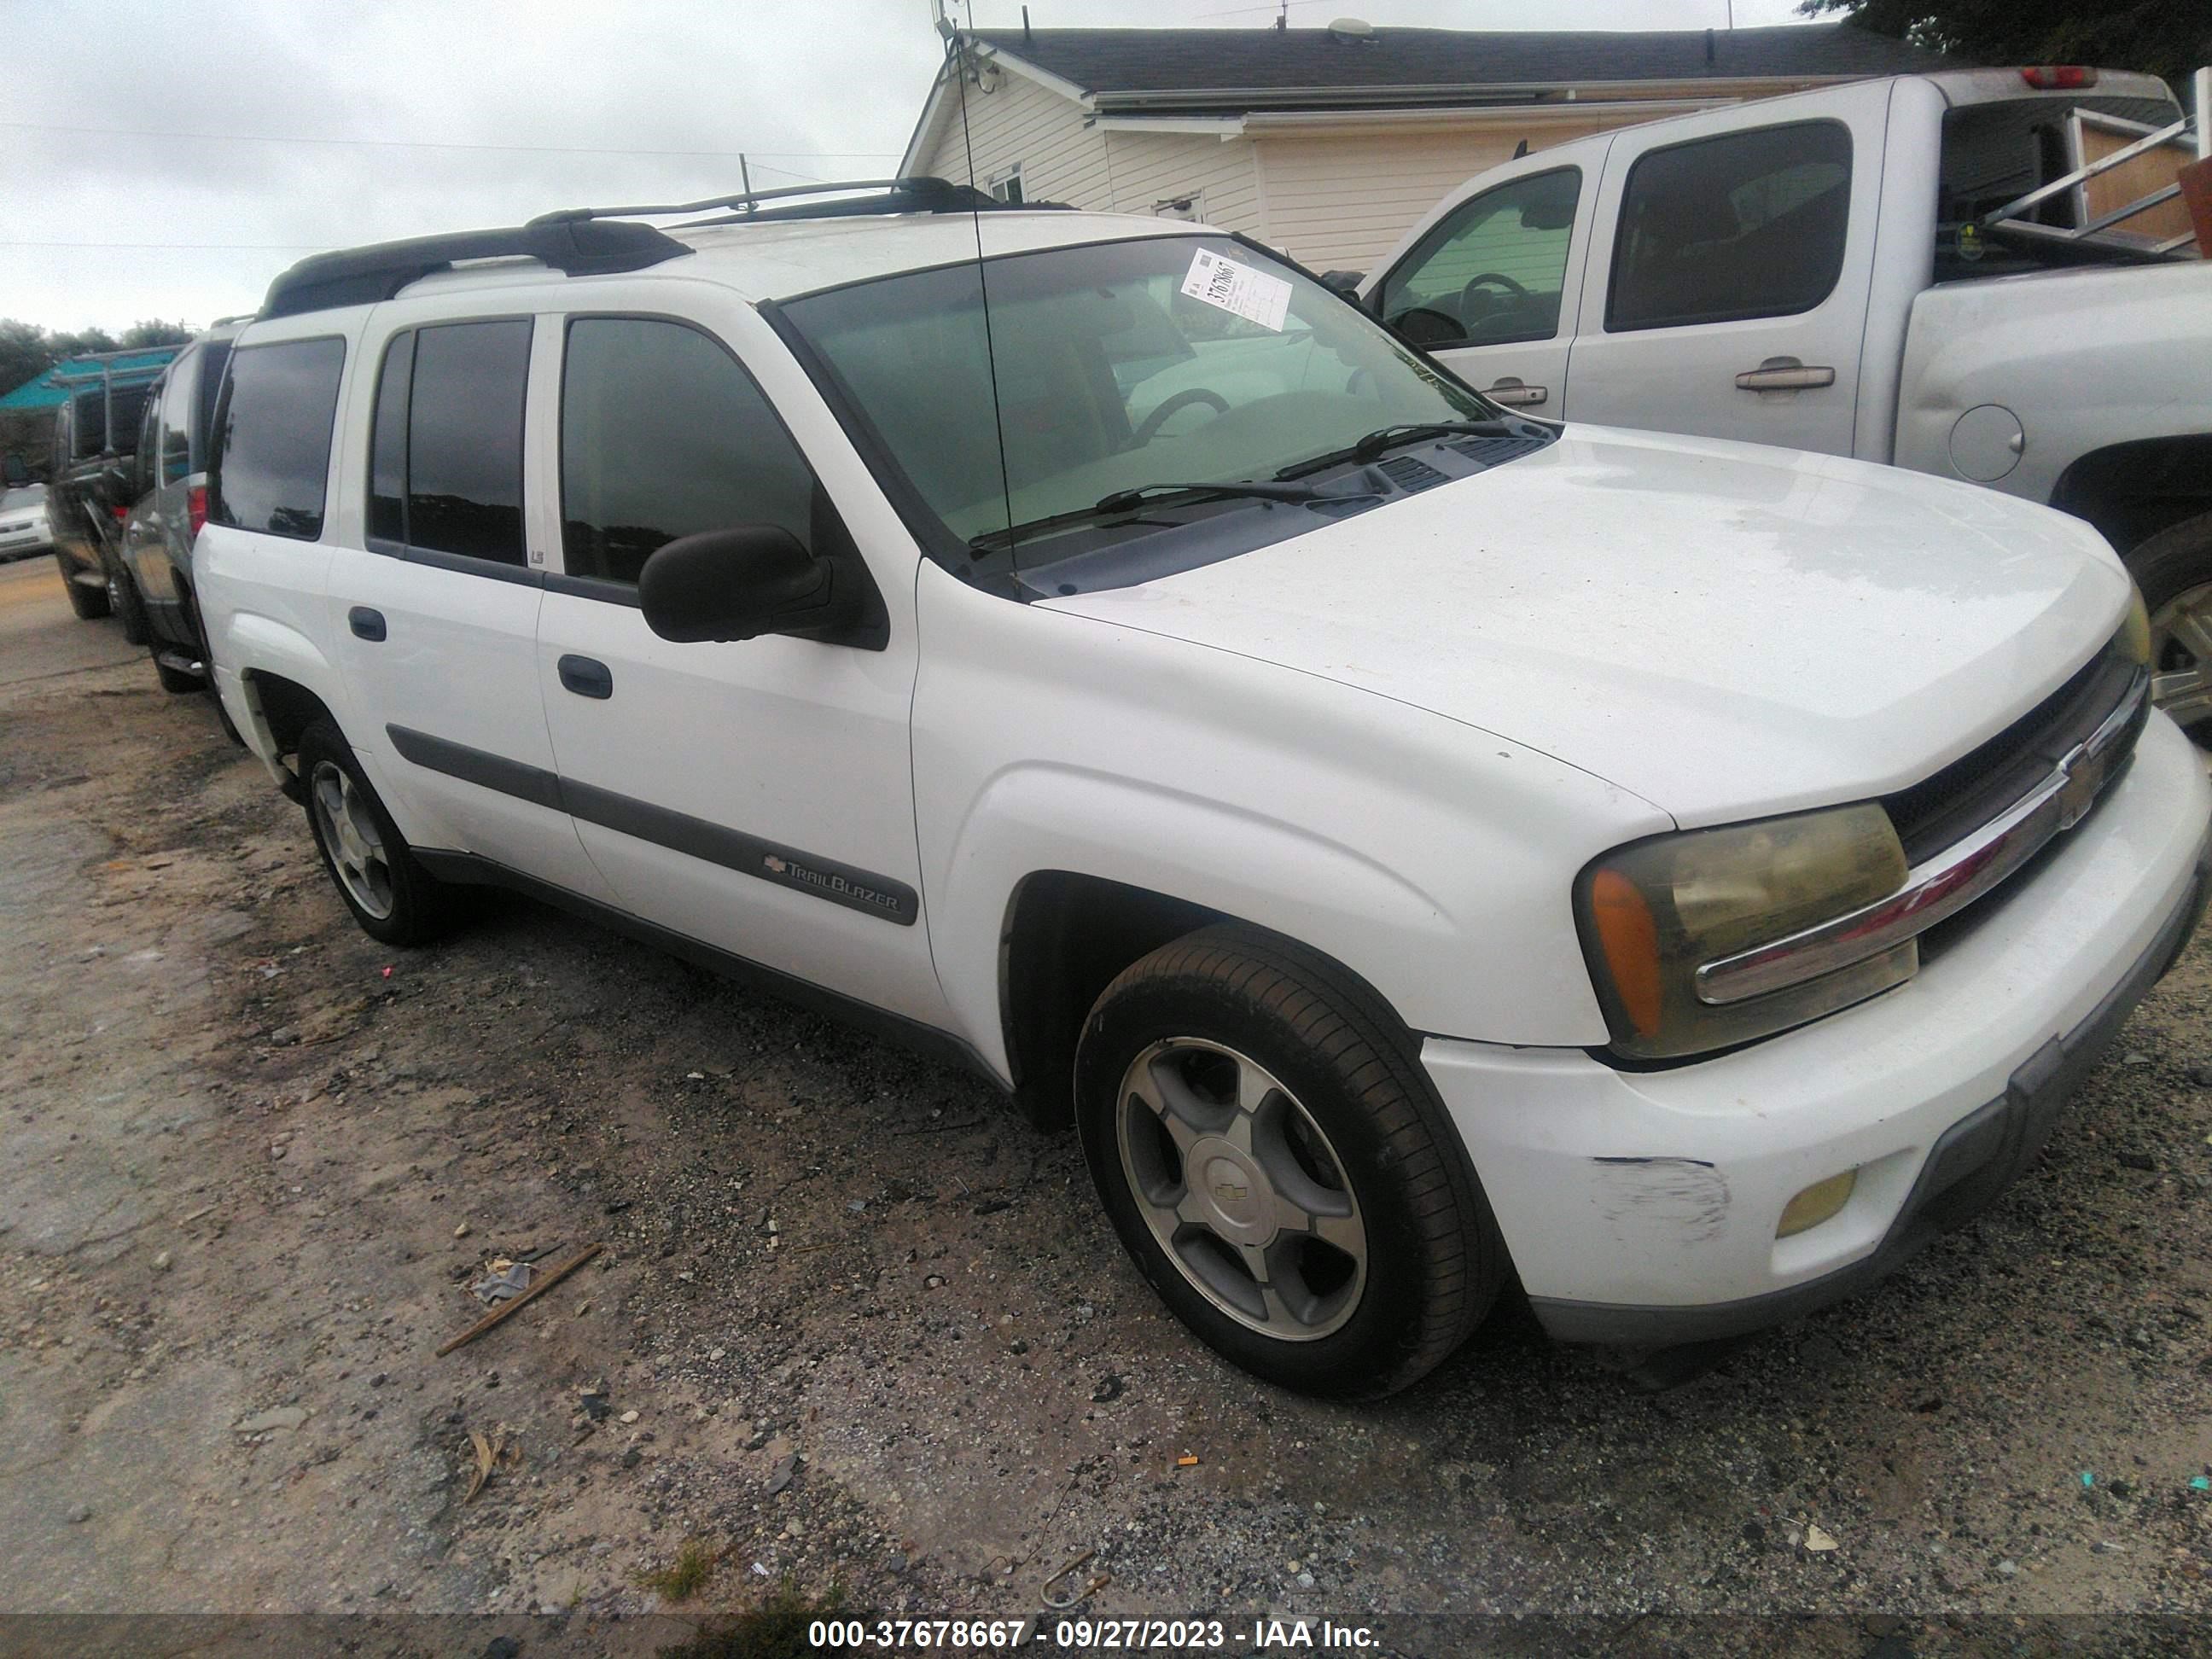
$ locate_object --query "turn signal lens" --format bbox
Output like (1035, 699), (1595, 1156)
(187, 484), (208, 539)
(1588, 869), (1662, 1039)
(2118, 587), (2151, 668)
(1576, 805), (1911, 1060)
(1777, 1169), (1859, 1238)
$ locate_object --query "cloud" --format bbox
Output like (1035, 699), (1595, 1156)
(0, 0), (1813, 329)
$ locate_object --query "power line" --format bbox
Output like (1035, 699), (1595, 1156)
(0, 120), (901, 161)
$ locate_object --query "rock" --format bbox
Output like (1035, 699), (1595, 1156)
(768, 1451), (800, 1494)
(453, 1223), (471, 1238)
(1803, 1524), (1840, 1552)
(887, 1552), (908, 1575)
(269, 1027), (300, 1046)
(1997, 1559), (2020, 1576)
(151, 1250), (172, 1272)
(67, 1505), (91, 1525)
(483, 1637), (522, 1659)
(1295, 1570), (1316, 1589)
(2186, 1063), (2212, 1089)
(236, 1406), (310, 1435)
(2117, 1151), (2157, 1173)
(620, 1409), (639, 1424)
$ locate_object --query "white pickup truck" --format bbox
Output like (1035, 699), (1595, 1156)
(1359, 66), (2212, 731)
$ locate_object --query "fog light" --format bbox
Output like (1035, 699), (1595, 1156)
(1777, 1169), (1858, 1238)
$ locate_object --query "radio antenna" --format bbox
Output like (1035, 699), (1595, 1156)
(946, 15), (1019, 568)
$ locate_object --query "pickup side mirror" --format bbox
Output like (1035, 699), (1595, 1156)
(638, 525), (836, 644)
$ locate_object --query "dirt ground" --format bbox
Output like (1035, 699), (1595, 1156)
(5, 553), (2212, 1656)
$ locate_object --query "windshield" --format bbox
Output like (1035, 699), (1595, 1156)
(781, 235), (1491, 566)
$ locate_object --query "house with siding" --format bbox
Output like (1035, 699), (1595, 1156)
(901, 20), (1943, 273)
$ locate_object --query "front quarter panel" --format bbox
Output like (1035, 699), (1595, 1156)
(911, 562), (1672, 1073)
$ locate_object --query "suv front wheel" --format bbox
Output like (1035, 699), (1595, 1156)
(298, 719), (455, 946)
(1074, 924), (1508, 1398)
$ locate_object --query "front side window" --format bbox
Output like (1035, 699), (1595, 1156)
(1378, 167), (1580, 347)
(1608, 121), (1853, 333)
(380, 319), (532, 566)
(783, 235), (1490, 570)
(209, 337), (346, 541)
(560, 317), (813, 585)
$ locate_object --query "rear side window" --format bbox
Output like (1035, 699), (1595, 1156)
(157, 349), (201, 484)
(405, 320), (531, 566)
(559, 317), (813, 585)
(210, 338), (346, 540)
(1608, 121), (1852, 333)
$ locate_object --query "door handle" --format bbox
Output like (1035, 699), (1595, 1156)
(1484, 377), (1548, 408)
(1735, 357), (1836, 392)
(557, 655), (614, 700)
(347, 606), (387, 642)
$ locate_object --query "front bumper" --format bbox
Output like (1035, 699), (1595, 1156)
(0, 527), (51, 559)
(1423, 710), (2212, 1346)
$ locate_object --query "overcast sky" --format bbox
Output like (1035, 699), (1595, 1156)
(2, 0), (1817, 332)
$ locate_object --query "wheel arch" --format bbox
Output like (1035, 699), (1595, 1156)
(2050, 435), (2212, 561)
(237, 669), (341, 802)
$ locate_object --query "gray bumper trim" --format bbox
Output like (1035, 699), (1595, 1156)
(1531, 856), (2209, 1348)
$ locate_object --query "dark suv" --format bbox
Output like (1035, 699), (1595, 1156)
(120, 325), (242, 692)
(44, 347), (180, 630)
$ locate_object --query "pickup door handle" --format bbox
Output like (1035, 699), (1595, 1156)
(1735, 357), (1836, 392)
(347, 606), (386, 642)
(1484, 376), (1548, 408)
(557, 655), (614, 700)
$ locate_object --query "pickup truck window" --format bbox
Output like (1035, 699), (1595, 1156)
(558, 317), (814, 586)
(783, 234), (1488, 567)
(209, 337), (346, 542)
(1377, 167), (1580, 347)
(1608, 120), (1852, 334)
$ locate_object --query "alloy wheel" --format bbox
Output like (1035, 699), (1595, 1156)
(1115, 1038), (1366, 1341)
(310, 761), (395, 920)
(2150, 582), (2212, 729)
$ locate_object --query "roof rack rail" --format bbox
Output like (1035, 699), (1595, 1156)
(530, 174), (1057, 229)
(260, 218), (693, 320)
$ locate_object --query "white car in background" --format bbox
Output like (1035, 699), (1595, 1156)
(199, 181), (2209, 1397)
(0, 483), (53, 562)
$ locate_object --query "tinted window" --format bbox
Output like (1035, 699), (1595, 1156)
(1380, 168), (1580, 346)
(560, 317), (813, 585)
(1608, 121), (1852, 333)
(210, 338), (346, 540)
(367, 331), (413, 548)
(406, 320), (530, 565)
(158, 349), (200, 484)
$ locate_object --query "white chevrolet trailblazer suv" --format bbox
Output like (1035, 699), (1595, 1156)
(198, 178), (2211, 1398)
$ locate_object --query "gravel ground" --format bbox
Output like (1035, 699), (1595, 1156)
(3, 570), (2211, 1657)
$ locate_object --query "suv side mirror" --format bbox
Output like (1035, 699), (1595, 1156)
(1317, 269), (1365, 298)
(638, 525), (835, 644)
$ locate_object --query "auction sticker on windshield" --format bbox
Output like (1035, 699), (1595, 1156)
(1181, 247), (1292, 332)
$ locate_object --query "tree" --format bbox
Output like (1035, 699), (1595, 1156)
(0, 320), (52, 401)
(1802, 2), (2212, 90)
(120, 320), (195, 349)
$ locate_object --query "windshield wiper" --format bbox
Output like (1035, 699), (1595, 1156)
(1276, 418), (1513, 480)
(969, 478), (1364, 552)
(1095, 479), (1338, 513)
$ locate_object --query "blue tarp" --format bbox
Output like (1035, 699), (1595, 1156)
(0, 348), (181, 411)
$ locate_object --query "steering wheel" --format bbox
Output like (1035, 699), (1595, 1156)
(1385, 306), (1466, 349)
(1458, 272), (1530, 318)
(1133, 387), (1230, 445)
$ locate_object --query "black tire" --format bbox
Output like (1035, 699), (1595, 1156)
(151, 647), (200, 695)
(296, 719), (456, 947)
(1074, 923), (1508, 1398)
(104, 553), (151, 646)
(61, 560), (111, 620)
(2130, 509), (2212, 742)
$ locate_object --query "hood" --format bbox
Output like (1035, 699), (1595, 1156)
(1043, 424), (2130, 824)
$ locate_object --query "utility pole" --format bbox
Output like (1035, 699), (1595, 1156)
(740, 153), (754, 200)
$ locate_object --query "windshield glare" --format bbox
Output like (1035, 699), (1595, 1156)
(783, 236), (1489, 560)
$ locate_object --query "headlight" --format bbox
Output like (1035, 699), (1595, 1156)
(1575, 804), (1912, 1061)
